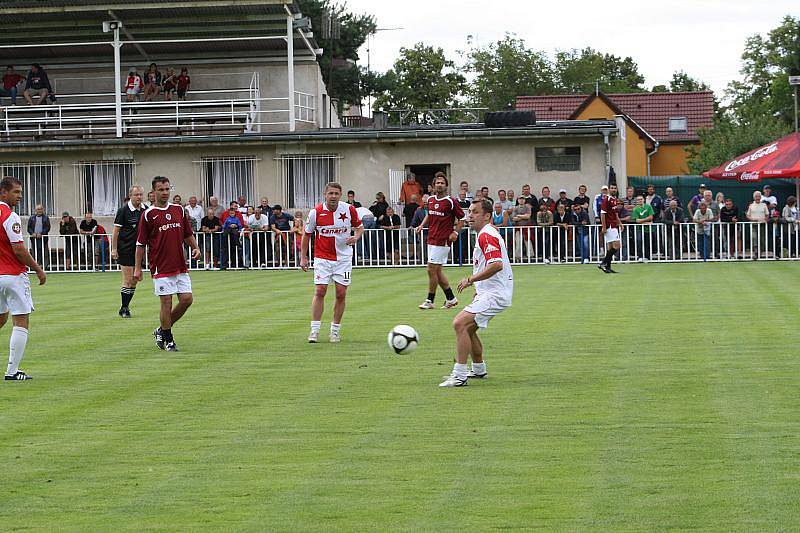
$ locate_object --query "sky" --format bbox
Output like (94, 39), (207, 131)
(343, 0), (797, 97)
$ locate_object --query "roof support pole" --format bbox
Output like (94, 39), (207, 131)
(287, 14), (296, 132)
(112, 26), (123, 138)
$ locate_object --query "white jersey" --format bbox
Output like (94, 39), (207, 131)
(473, 224), (513, 304)
(304, 201), (363, 262)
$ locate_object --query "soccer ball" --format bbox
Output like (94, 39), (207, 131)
(388, 325), (419, 355)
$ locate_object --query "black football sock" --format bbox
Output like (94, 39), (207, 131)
(162, 329), (174, 343)
(443, 287), (455, 301)
(427, 292), (435, 302)
(121, 287), (135, 308)
(603, 249), (615, 267)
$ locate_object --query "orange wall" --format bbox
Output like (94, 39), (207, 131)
(574, 98), (648, 176)
(650, 143), (694, 176)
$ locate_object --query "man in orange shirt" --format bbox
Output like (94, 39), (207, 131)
(399, 173), (424, 206)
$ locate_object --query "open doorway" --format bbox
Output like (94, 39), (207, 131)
(405, 164), (450, 195)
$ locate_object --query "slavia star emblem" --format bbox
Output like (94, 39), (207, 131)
(338, 213), (348, 221)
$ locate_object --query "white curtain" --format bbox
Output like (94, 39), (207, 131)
(88, 163), (132, 216)
(287, 157), (336, 209)
(209, 159), (254, 205)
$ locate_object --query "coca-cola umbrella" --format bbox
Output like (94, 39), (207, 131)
(704, 131), (800, 182)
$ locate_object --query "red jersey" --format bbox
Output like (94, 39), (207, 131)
(600, 195), (621, 229)
(136, 203), (193, 278)
(304, 201), (362, 261)
(3, 73), (24, 91)
(426, 195), (464, 246)
(0, 202), (26, 276)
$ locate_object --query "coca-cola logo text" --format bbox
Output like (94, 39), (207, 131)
(739, 172), (760, 182)
(724, 142), (779, 172)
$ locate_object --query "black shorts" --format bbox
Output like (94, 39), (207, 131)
(117, 251), (137, 267)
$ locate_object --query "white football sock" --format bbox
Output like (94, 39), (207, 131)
(453, 363), (468, 379)
(310, 321), (321, 333)
(472, 362), (486, 374)
(6, 326), (28, 376)
(330, 323), (341, 335)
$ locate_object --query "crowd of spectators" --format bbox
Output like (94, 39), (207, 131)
(125, 63), (191, 102)
(0, 64), (55, 106)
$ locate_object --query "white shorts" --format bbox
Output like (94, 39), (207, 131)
(314, 258), (352, 286)
(464, 293), (510, 329)
(427, 245), (451, 265)
(0, 273), (33, 316)
(604, 228), (621, 244)
(153, 273), (192, 296)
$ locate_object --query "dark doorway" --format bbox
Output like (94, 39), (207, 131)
(405, 164), (450, 195)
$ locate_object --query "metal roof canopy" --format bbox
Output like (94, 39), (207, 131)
(0, 0), (319, 65)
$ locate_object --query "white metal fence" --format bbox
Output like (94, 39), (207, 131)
(21, 222), (800, 273)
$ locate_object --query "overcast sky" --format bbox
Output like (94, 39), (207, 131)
(344, 0), (796, 97)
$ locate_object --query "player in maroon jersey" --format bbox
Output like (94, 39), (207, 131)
(133, 176), (201, 351)
(414, 172), (464, 309)
(599, 183), (623, 273)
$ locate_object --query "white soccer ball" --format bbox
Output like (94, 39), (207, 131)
(388, 325), (419, 355)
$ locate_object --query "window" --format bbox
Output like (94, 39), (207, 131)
(668, 117), (688, 133)
(277, 154), (341, 209)
(535, 147), (581, 172)
(0, 162), (56, 216)
(76, 161), (135, 216)
(200, 157), (257, 205)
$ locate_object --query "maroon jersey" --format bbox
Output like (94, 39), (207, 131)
(136, 203), (193, 278)
(600, 195), (621, 229)
(426, 195), (464, 246)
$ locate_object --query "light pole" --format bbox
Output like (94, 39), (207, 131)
(103, 21), (123, 138)
(365, 27), (402, 117)
(790, 75), (800, 133)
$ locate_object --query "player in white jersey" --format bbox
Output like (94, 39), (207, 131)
(300, 182), (364, 343)
(440, 198), (513, 387)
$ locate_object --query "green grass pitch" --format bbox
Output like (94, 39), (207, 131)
(2, 263), (799, 530)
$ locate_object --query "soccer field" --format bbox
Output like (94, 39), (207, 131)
(2, 263), (800, 530)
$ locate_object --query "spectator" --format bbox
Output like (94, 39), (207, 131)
(59, 211), (79, 270)
(631, 195), (655, 261)
(645, 184), (664, 222)
(480, 186), (493, 204)
(506, 189), (515, 209)
(556, 189), (572, 210)
(292, 211), (305, 259)
(663, 199), (685, 259)
(593, 185), (609, 223)
(410, 195), (428, 229)
(768, 201), (782, 257)
(570, 202), (590, 263)
(702, 190), (719, 220)
(225, 201), (246, 227)
(573, 184), (590, 212)
(715, 192), (726, 212)
(664, 187), (682, 209)
(689, 184), (706, 215)
(782, 196), (798, 257)
(519, 184), (538, 211)
(176, 67), (191, 100)
(746, 191), (770, 256)
(458, 180), (473, 201)
(456, 191), (470, 210)
(619, 186), (636, 260)
(237, 195), (251, 214)
(209, 195), (225, 219)
(246, 206), (270, 268)
(162, 67), (177, 100)
(200, 207), (221, 269)
(720, 197), (741, 259)
(220, 206), (244, 269)
(270, 204), (294, 264)
(400, 173), (424, 205)
(378, 206), (402, 263)
(27, 204), (50, 269)
(1, 66), (24, 106)
(172, 194), (183, 207)
(143, 63), (162, 102)
(185, 196), (203, 232)
(346, 190), (362, 208)
(492, 202), (512, 257)
(553, 203), (571, 262)
(539, 186), (556, 213)
(145, 190), (156, 207)
(498, 189), (513, 212)
(23, 64), (53, 106)
(511, 196), (534, 261)
(694, 201), (714, 261)
(94, 223), (110, 270)
(536, 203), (554, 263)
(369, 192), (389, 219)
(125, 68), (143, 102)
(79, 212), (99, 268)
(761, 185), (777, 207)
(403, 194), (420, 228)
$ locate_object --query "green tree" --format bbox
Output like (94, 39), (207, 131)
(667, 70), (711, 92)
(463, 34), (555, 111)
(554, 47), (646, 93)
(373, 43), (466, 110)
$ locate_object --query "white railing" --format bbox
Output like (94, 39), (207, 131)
(21, 222), (800, 273)
(294, 91), (316, 124)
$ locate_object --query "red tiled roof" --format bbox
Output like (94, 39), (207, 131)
(515, 91), (715, 143)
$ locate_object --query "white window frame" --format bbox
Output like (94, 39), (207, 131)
(74, 160), (136, 216)
(0, 161), (58, 216)
(276, 154), (342, 209)
(668, 117), (688, 133)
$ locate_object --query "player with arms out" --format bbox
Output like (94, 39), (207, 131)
(0, 177), (46, 381)
(415, 172), (464, 309)
(112, 185), (145, 318)
(301, 182), (364, 343)
(440, 198), (513, 387)
(599, 183), (623, 274)
(133, 176), (200, 351)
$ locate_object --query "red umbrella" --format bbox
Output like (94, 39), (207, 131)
(704, 131), (800, 182)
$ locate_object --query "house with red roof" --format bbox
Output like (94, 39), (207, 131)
(516, 91), (714, 176)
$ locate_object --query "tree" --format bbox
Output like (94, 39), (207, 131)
(373, 43), (465, 111)
(554, 47), (646, 94)
(463, 34), (555, 111)
(297, 0), (376, 109)
(667, 70), (711, 92)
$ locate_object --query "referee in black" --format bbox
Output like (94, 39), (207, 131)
(111, 185), (145, 318)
